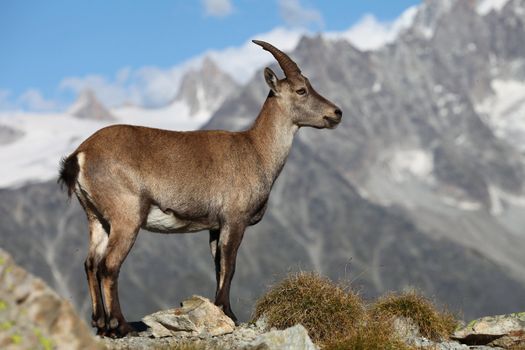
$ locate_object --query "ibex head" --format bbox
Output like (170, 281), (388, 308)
(253, 40), (342, 129)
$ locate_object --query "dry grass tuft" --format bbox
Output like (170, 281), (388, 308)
(371, 290), (458, 341)
(324, 314), (411, 350)
(252, 273), (460, 349)
(251, 271), (365, 345)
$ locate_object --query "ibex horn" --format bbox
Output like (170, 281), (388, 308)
(252, 40), (301, 78)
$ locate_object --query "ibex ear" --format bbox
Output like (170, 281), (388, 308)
(264, 67), (279, 94)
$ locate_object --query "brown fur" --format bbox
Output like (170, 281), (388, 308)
(60, 40), (342, 337)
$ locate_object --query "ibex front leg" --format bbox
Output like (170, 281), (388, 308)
(214, 222), (245, 324)
(209, 229), (221, 295)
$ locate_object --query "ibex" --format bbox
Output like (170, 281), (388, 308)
(58, 40), (342, 337)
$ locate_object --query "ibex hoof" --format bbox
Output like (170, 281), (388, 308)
(224, 309), (239, 326)
(92, 317), (106, 334)
(105, 322), (136, 338)
(108, 317), (119, 329)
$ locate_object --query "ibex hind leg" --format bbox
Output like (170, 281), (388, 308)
(75, 182), (111, 336)
(83, 210), (110, 335)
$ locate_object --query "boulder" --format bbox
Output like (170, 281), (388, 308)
(453, 312), (525, 348)
(245, 324), (318, 350)
(142, 295), (235, 337)
(393, 316), (421, 340)
(0, 247), (102, 350)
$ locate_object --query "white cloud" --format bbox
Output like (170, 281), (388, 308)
(278, 0), (324, 29)
(327, 6), (417, 51)
(0, 89), (14, 111)
(60, 74), (130, 107)
(17, 89), (57, 111)
(2, 5), (420, 113)
(58, 27), (304, 109)
(59, 62), (202, 108)
(207, 27), (305, 83)
(202, 0), (234, 17)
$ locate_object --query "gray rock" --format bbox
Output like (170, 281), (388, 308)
(0, 247), (101, 350)
(392, 316), (507, 349)
(393, 316), (421, 340)
(453, 312), (525, 348)
(102, 321), (268, 350)
(245, 324), (318, 350)
(142, 295), (235, 338)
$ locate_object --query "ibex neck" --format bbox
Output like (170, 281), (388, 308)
(248, 96), (298, 184)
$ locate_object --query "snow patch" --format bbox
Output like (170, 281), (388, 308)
(441, 196), (483, 211)
(112, 100), (211, 131)
(328, 6), (418, 51)
(372, 81), (382, 93)
(476, 79), (525, 151)
(0, 100), (212, 188)
(477, 0), (510, 15)
(488, 185), (525, 216)
(388, 149), (434, 182)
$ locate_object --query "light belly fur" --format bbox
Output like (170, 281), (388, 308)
(143, 205), (213, 233)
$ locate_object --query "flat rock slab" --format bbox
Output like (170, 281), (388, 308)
(245, 324), (318, 350)
(142, 295), (235, 338)
(453, 312), (525, 348)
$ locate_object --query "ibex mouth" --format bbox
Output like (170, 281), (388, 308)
(324, 116), (341, 129)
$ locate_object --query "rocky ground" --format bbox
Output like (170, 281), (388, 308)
(1, 247), (523, 350)
(100, 296), (525, 350)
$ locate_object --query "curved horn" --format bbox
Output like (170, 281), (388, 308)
(252, 40), (301, 78)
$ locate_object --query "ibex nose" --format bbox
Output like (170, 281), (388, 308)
(334, 108), (342, 119)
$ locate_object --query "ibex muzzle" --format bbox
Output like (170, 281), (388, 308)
(58, 40), (341, 337)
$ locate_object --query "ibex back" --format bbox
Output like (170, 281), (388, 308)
(58, 40), (342, 337)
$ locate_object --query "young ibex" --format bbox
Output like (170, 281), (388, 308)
(58, 40), (342, 337)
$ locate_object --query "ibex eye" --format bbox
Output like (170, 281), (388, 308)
(296, 88), (307, 95)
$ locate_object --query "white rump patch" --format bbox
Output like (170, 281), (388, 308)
(94, 230), (108, 261)
(75, 152), (86, 194)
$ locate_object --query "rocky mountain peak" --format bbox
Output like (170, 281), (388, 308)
(174, 57), (239, 116)
(68, 89), (116, 121)
(202, 0), (525, 320)
(0, 124), (24, 146)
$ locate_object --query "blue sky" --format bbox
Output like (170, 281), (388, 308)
(0, 0), (420, 111)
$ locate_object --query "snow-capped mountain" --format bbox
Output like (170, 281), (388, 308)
(173, 57), (239, 116)
(204, 0), (525, 317)
(68, 89), (116, 121)
(0, 58), (238, 188)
